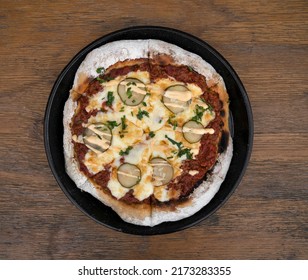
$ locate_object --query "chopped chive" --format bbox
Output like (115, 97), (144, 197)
(106, 120), (120, 129)
(96, 67), (105, 74)
(137, 108), (149, 120)
(106, 91), (114, 107)
(165, 135), (192, 159)
(126, 87), (133, 99)
(187, 66), (194, 72)
(191, 104), (206, 122)
(121, 115), (127, 130)
(96, 77), (105, 83)
(168, 116), (178, 130)
(119, 146), (133, 156)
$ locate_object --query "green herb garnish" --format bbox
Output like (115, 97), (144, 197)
(206, 103), (213, 112)
(127, 81), (137, 86)
(187, 66), (194, 72)
(96, 77), (105, 83)
(165, 135), (182, 149)
(119, 146), (133, 156)
(149, 131), (155, 138)
(191, 104), (206, 122)
(137, 108), (149, 120)
(96, 67), (105, 74)
(167, 116), (178, 130)
(178, 148), (193, 159)
(200, 98), (214, 112)
(106, 120), (120, 129)
(106, 91), (114, 107)
(142, 101), (147, 106)
(165, 135), (193, 159)
(120, 106), (125, 112)
(126, 87), (133, 99)
(121, 115), (127, 130)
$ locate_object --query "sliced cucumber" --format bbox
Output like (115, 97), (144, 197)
(163, 84), (191, 114)
(150, 157), (174, 186)
(182, 120), (205, 143)
(83, 123), (112, 153)
(117, 78), (146, 106)
(117, 163), (141, 188)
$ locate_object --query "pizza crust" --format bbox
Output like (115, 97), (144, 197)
(72, 40), (149, 95)
(82, 181), (152, 226)
(148, 39), (226, 90)
(148, 39), (230, 137)
(63, 39), (233, 227)
(151, 137), (233, 226)
(63, 97), (88, 187)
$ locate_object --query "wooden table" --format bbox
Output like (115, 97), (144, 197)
(1, 0), (307, 260)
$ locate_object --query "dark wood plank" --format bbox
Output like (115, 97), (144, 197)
(0, 0), (307, 260)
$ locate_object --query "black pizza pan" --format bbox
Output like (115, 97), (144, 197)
(44, 26), (253, 235)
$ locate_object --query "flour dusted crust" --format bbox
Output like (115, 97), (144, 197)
(63, 39), (233, 227)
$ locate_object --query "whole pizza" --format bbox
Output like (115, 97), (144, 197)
(63, 40), (233, 226)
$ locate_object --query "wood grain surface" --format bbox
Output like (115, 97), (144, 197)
(0, 0), (307, 260)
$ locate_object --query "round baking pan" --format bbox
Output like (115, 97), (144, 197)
(44, 26), (253, 235)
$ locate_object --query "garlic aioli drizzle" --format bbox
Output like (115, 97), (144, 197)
(164, 90), (192, 102)
(84, 124), (111, 152)
(182, 127), (215, 135)
(117, 171), (140, 179)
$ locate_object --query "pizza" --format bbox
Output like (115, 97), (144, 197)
(63, 39), (233, 227)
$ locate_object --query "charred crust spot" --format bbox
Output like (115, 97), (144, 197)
(219, 100), (224, 108)
(219, 130), (229, 153)
(220, 109), (225, 117)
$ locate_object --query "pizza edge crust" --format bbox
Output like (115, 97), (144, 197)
(150, 137), (233, 226)
(63, 39), (233, 227)
(148, 39), (230, 136)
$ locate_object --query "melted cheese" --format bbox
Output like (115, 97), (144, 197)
(80, 70), (216, 201)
